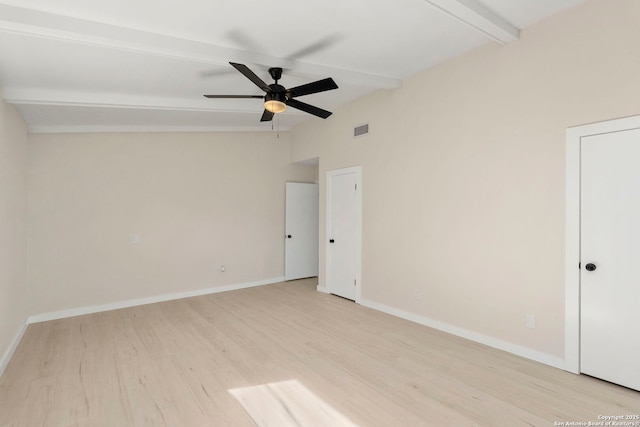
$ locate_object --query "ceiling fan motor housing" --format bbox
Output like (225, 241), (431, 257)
(266, 85), (287, 103)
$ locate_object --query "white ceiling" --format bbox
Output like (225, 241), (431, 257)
(0, 0), (586, 133)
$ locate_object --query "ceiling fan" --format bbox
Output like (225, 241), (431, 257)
(204, 62), (338, 122)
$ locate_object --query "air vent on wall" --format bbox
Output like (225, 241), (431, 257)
(354, 123), (369, 138)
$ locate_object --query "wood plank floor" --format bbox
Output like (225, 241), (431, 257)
(1, 279), (638, 426)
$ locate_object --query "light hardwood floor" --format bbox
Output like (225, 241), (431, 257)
(1, 279), (638, 426)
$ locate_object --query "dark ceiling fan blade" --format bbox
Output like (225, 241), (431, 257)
(200, 69), (235, 78)
(204, 95), (264, 99)
(260, 110), (275, 122)
(226, 29), (264, 54)
(288, 34), (343, 60)
(230, 62), (270, 92)
(225, 29), (341, 63)
(287, 78), (338, 98)
(287, 99), (332, 119)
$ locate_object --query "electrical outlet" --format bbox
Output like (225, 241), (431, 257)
(414, 289), (421, 301)
(220, 265), (225, 273)
(526, 314), (536, 329)
(130, 234), (141, 244)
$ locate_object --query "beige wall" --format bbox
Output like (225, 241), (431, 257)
(27, 132), (315, 315)
(291, 0), (640, 359)
(0, 90), (29, 364)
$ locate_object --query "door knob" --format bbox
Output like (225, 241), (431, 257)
(287, 235), (292, 239)
(585, 263), (597, 272)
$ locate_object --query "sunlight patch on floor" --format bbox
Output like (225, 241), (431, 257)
(229, 379), (358, 427)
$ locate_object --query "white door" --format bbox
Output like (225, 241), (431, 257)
(326, 167), (361, 301)
(581, 128), (640, 391)
(285, 182), (319, 281)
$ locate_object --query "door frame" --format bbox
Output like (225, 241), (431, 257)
(565, 114), (640, 374)
(326, 166), (362, 303)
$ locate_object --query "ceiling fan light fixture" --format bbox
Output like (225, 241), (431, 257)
(264, 99), (287, 113)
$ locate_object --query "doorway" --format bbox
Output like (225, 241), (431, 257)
(565, 116), (640, 391)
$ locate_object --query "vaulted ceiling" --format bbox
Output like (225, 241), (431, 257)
(0, 0), (586, 133)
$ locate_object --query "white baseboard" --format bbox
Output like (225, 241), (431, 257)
(359, 298), (565, 370)
(316, 285), (329, 294)
(28, 277), (285, 324)
(0, 321), (28, 378)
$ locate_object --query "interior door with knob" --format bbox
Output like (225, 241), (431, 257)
(284, 182), (319, 281)
(326, 167), (361, 301)
(580, 128), (640, 391)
